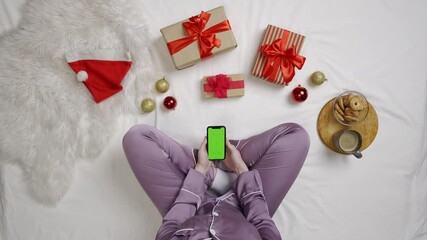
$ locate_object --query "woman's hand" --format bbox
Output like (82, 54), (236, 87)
(195, 137), (213, 175)
(224, 139), (249, 175)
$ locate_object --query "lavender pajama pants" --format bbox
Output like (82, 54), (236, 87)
(122, 123), (310, 217)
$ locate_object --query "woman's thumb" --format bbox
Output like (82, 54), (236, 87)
(226, 138), (234, 149)
(200, 137), (207, 150)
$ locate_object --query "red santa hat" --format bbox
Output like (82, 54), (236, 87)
(66, 50), (132, 103)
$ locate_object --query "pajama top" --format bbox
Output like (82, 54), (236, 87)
(156, 168), (282, 240)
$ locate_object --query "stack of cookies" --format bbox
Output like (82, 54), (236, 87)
(334, 93), (368, 124)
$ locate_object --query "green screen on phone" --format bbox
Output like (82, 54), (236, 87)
(207, 126), (226, 160)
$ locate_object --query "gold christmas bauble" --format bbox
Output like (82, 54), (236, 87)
(311, 71), (327, 85)
(155, 78), (170, 93)
(140, 98), (155, 113)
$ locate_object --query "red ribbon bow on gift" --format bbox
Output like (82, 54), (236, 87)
(205, 74), (231, 98)
(167, 11), (232, 59)
(259, 38), (306, 85)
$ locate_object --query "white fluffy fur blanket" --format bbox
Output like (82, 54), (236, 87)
(0, 0), (157, 204)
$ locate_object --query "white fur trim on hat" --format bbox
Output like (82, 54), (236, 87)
(65, 49), (131, 62)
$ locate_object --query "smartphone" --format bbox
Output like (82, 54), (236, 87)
(207, 126), (226, 160)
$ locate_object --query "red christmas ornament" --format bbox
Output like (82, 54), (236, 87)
(291, 84), (308, 103)
(163, 96), (177, 110)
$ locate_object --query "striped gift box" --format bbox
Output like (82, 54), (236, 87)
(252, 25), (305, 85)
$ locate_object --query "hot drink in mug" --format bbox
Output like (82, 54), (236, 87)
(333, 129), (363, 158)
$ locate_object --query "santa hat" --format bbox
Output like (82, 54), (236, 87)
(66, 50), (132, 103)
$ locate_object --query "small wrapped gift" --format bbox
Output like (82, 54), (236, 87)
(160, 6), (237, 70)
(203, 74), (244, 99)
(252, 25), (306, 85)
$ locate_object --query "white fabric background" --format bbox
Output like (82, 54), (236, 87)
(1, 0), (427, 239)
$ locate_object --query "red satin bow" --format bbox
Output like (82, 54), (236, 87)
(206, 74), (231, 98)
(259, 38), (306, 85)
(167, 11), (232, 59)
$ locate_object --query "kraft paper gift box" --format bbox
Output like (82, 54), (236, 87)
(160, 6), (238, 70)
(202, 74), (245, 99)
(252, 24), (306, 85)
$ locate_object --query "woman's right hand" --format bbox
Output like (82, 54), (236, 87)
(224, 139), (249, 175)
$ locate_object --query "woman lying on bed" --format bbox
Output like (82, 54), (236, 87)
(122, 123), (309, 240)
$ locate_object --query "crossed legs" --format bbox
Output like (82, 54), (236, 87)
(122, 123), (309, 217)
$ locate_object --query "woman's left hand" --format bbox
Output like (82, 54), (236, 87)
(195, 137), (213, 175)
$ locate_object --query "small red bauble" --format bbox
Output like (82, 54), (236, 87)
(291, 84), (308, 103)
(163, 96), (177, 110)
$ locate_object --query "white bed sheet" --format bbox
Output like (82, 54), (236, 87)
(1, 0), (427, 240)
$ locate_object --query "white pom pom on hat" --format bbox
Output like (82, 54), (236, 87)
(76, 70), (88, 82)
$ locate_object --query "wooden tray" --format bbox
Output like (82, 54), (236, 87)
(317, 98), (379, 154)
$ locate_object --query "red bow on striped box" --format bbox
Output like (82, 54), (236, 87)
(252, 25), (306, 85)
